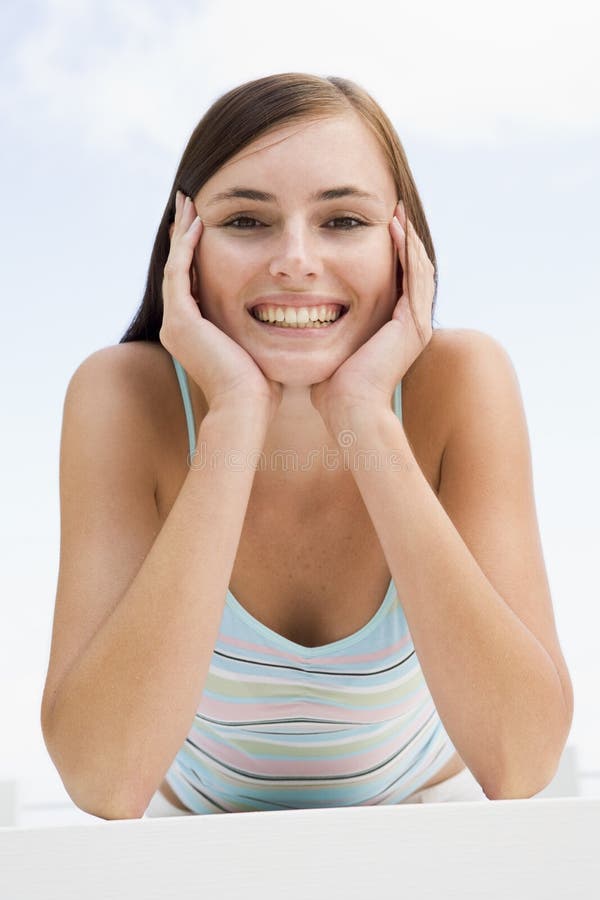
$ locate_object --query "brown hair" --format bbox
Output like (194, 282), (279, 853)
(120, 72), (439, 344)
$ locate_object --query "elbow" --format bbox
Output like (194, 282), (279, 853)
(486, 773), (550, 801)
(42, 734), (146, 821)
(487, 744), (567, 801)
(68, 781), (147, 820)
(78, 798), (146, 820)
(41, 710), (148, 820)
(71, 777), (149, 820)
(487, 687), (573, 801)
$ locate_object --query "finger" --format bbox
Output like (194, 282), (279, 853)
(172, 192), (198, 239)
(401, 206), (432, 272)
(396, 199), (407, 230)
(169, 190), (186, 241)
(164, 211), (203, 304)
(400, 209), (428, 302)
(169, 211), (203, 267)
(175, 195), (194, 235)
(175, 190), (192, 231)
(390, 211), (407, 287)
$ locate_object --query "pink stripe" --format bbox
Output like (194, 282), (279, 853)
(188, 707), (437, 778)
(219, 633), (310, 663)
(196, 688), (434, 729)
(316, 634), (413, 666)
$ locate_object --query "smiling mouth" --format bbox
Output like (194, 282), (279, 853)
(248, 305), (349, 329)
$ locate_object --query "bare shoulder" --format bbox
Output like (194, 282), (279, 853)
(433, 327), (510, 363)
(68, 340), (176, 416)
(70, 340), (170, 391)
(66, 340), (177, 469)
(407, 326), (507, 384)
(401, 327), (513, 469)
(405, 328), (511, 401)
(401, 328), (466, 438)
(427, 328), (517, 423)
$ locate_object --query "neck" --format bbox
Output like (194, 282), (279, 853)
(186, 376), (397, 491)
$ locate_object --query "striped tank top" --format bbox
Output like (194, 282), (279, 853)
(164, 354), (457, 814)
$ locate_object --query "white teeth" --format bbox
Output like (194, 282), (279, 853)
(252, 305), (344, 327)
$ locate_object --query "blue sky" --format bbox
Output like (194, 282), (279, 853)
(1, 0), (599, 810)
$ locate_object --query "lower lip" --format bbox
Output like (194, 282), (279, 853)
(247, 309), (349, 336)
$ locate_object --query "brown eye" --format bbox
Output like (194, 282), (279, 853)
(325, 217), (367, 228)
(223, 216), (263, 228)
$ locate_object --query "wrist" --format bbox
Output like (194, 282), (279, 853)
(201, 402), (270, 441)
(325, 402), (396, 445)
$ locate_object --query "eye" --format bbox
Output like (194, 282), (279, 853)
(325, 216), (367, 229)
(222, 215), (368, 230)
(223, 216), (263, 229)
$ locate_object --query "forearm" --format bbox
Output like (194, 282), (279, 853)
(335, 407), (569, 800)
(44, 405), (268, 820)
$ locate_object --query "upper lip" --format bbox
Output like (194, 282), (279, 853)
(247, 293), (350, 311)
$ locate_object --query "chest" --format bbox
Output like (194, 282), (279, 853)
(227, 479), (396, 648)
(155, 390), (445, 650)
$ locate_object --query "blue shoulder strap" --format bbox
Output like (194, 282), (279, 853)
(171, 355), (197, 457)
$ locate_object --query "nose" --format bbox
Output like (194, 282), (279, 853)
(267, 220), (323, 280)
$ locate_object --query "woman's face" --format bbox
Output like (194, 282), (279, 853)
(191, 112), (400, 385)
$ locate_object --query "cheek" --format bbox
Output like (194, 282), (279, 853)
(196, 233), (232, 268)
(194, 237), (250, 293)
(352, 242), (397, 294)
(345, 239), (387, 274)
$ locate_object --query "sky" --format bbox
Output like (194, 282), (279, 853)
(1, 0), (599, 818)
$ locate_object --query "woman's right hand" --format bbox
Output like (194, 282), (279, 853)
(159, 190), (282, 420)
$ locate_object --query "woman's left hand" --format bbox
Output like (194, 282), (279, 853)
(310, 200), (436, 432)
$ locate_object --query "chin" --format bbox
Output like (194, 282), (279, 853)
(257, 357), (341, 387)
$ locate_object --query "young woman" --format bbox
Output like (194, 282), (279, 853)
(41, 73), (573, 819)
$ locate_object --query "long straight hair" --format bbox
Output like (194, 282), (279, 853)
(120, 72), (438, 344)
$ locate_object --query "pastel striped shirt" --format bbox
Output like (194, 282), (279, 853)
(164, 354), (457, 814)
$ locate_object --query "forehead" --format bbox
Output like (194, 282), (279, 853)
(206, 113), (394, 196)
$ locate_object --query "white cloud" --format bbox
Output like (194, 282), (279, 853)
(2, 0), (599, 157)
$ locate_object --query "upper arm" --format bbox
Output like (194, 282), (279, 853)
(41, 345), (162, 731)
(436, 329), (574, 730)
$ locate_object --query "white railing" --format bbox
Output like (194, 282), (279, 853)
(2, 743), (599, 900)
(1, 794), (599, 899)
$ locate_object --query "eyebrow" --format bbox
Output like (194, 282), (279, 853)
(205, 185), (382, 207)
